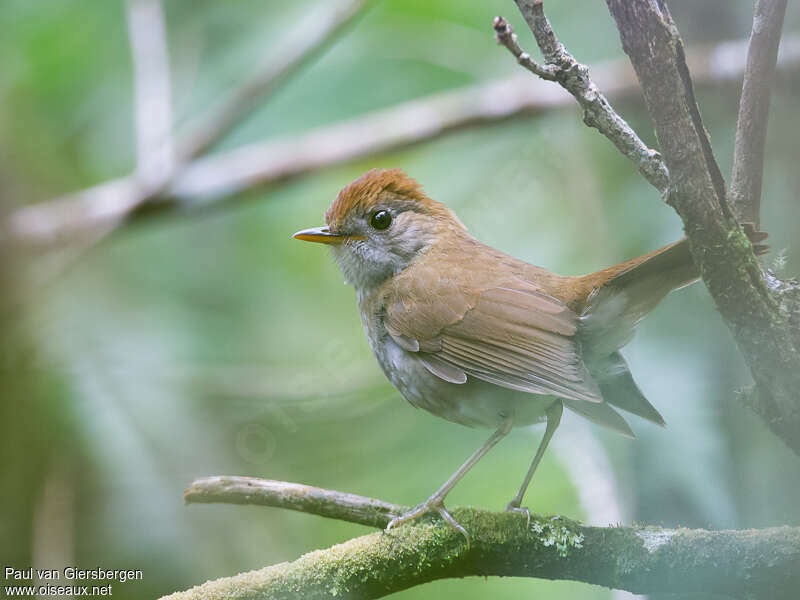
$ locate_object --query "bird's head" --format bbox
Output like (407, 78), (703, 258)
(293, 169), (465, 291)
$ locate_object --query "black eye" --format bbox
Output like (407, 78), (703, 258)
(369, 209), (392, 230)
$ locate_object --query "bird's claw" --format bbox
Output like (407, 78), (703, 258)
(435, 505), (470, 546)
(505, 501), (532, 528)
(385, 500), (470, 546)
(385, 503), (429, 532)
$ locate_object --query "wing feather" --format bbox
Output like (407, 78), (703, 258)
(418, 354), (467, 384)
(389, 331), (420, 352)
(383, 266), (602, 404)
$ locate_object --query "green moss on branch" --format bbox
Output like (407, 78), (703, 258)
(161, 508), (800, 600)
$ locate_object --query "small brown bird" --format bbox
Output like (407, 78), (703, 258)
(294, 168), (764, 538)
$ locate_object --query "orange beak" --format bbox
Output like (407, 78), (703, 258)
(292, 226), (348, 245)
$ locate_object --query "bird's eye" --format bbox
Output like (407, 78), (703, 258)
(369, 209), (392, 230)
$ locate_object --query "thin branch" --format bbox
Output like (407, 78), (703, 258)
(178, 0), (371, 160)
(125, 0), (175, 193)
(7, 34), (799, 250)
(492, 16), (557, 81)
(499, 2), (669, 193)
(185, 476), (405, 529)
(604, 0), (800, 455)
(3, 178), (141, 249)
(170, 73), (573, 200)
(168, 477), (800, 599)
(730, 0), (789, 228)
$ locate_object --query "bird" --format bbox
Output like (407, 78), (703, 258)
(293, 168), (767, 539)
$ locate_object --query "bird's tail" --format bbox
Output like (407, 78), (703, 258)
(579, 226), (768, 358)
(577, 226), (767, 426)
(591, 351), (665, 427)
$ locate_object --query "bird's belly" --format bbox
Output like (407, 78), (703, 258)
(372, 336), (555, 429)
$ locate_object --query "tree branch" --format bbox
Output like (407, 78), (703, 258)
(7, 34), (799, 250)
(603, 0), (800, 455)
(178, 0), (371, 160)
(500, 1), (670, 193)
(0, 0), (369, 255)
(185, 476), (405, 529)
(125, 0), (175, 193)
(492, 16), (558, 81)
(168, 477), (800, 599)
(730, 0), (788, 228)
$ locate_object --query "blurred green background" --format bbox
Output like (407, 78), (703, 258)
(2, 1), (800, 598)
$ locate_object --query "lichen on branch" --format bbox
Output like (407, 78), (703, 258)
(167, 478), (800, 599)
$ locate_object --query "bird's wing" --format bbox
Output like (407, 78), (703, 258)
(383, 253), (602, 404)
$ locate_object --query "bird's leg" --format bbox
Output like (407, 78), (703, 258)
(505, 401), (563, 524)
(386, 417), (513, 542)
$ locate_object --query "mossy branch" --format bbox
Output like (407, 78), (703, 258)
(603, 0), (800, 455)
(165, 476), (800, 599)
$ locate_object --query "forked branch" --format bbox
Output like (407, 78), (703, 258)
(496, 0), (800, 454)
(603, 0), (800, 455)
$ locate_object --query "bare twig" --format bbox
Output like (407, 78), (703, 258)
(178, 0), (371, 160)
(169, 477), (800, 599)
(498, 3), (669, 193)
(125, 0), (175, 193)
(7, 34), (799, 250)
(730, 0), (789, 228)
(185, 476), (405, 529)
(493, 16), (557, 81)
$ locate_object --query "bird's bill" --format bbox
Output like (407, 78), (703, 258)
(292, 226), (351, 245)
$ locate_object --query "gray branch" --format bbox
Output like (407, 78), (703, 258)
(125, 0), (175, 194)
(178, 0), (371, 161)
(730, 0), (788, 228)
(492, 16), (558, 81)
(165, 476), (800, 599)
(497, 1), (669, 193)
(185, 476), (405, 529)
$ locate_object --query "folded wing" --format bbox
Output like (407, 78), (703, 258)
(384, 269), (603, 404)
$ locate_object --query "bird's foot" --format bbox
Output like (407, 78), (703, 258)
(386, 499), (470, 546)
(505, 500), (532, 528)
